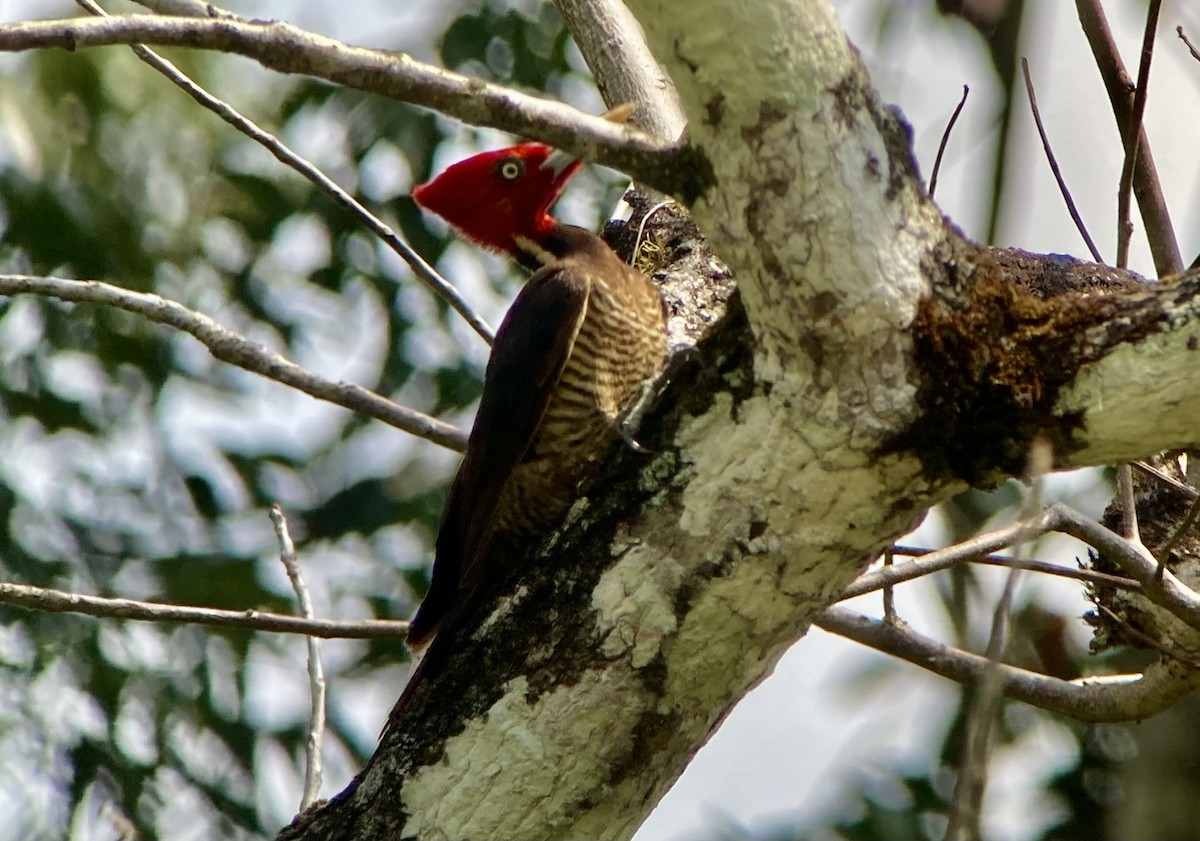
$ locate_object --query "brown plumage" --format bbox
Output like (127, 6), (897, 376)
(404, 144), (667, 651)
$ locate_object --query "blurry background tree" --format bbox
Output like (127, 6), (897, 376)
(0, 1), (1196, 840)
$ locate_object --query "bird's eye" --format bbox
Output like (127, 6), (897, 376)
(497, 158), (525, 181)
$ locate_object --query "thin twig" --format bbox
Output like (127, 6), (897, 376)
(945, 438), (1046, 841)
(1021, 58), (1103, 263)
(1158, 493), (1200, 559)
(1134, 460), (1200, 501)
(929, 84), (969, 199)
(882, 548), (897, 622)
(1051, 503), (1200, 633)
(816, 606), (1200, 722)
(884, 546), (1142, 594)
(270, 505), (325, 811)
(1094, 602), (1200, 670)
(0, 274), (467, 451)
(945, 564), (1018, 841)
(1180, 26), (1200, 63)
(1117, 460), (1158, 581)
(840, 510), (1058, 601)
(72, 0), (494, 344)
(1117, 463), (1141, 544)
(632, 199), (675, 267)
(0, 579), (409, 638)
(1075, 0), (1182, 276)
(1115, 0), (1162, 270)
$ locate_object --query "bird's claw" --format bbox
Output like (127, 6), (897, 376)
(615, 342), (701, 454)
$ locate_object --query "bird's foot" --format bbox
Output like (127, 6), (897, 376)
(616, 342), (701, 453)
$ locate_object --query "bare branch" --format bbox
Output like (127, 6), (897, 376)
(0, 579), (409, 638)
(1135, 459), (1200, 500)
(886, 546), (1142, 594)
(1117, 463), (1142, 544)
(1021, 58), (1103, 263)
(840, 510), (1057, 600)
(1115, 0), (1162, 270)
(1158, 493), (1200, 559)
(1051, 503), (1200, 633)
(554, 0), (686, 145)
(929, 84), (969, 200)
(271, 506), (326, 812)
(0, 274), (467, 451)
(1075, 0), (1182, 276)
(73, 0), (494, 344)
(946, 438), (1046, 841)
(0, 14), (699, 197)
(132, 0), (216, 16)
(817, 605), (1200, 722)
(1180, 26), (1200, 63)
(881, 548), (897, 622)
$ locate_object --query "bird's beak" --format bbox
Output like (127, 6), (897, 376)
(540, 148), (580, 182)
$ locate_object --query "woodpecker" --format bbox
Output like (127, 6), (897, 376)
(405, 142), (667, 650)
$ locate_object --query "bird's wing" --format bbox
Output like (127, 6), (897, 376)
(406, 265), (589, 646)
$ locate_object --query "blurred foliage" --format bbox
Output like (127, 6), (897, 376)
(0, 1), (599, 838)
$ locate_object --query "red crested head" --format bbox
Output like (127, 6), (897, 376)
(412, 143), (582, 259)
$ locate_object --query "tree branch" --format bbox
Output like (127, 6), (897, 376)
(272, 506), (327, 811)
(554, 0), (687, 145)
(884, 546), (1142, 594)
(0, 274), (467, 451)
(1051, 503), (1200, 633)
(0, 14), (703, 198)
(0, 578), (409, 638)
(841, 511), (1056, 600)
(73, 0), (495, 344)
(1075, 0), (1182, 276)
(1115, 0), (1162, 271)
(816, 605), (1200, 722)
(1021, 58), (1103, 263)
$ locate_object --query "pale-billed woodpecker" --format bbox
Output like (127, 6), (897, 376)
(405, 142), (667, 651)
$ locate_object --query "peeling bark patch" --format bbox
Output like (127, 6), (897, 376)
(892, 252), (1176, 482)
